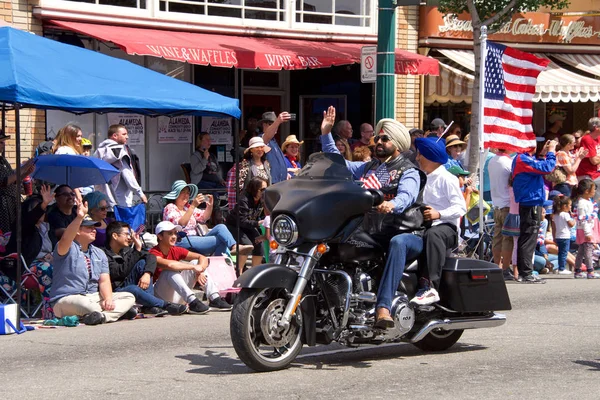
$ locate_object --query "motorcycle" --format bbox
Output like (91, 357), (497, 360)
(230, 153), (511, 372)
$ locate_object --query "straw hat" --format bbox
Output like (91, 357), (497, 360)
(281, 135), (304, 153)
(445, 134), (466, 148)
(163, 180), (198, 200)
(244, 136), (271, 155)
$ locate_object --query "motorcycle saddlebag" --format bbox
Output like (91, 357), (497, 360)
(438, 257), (512, 312)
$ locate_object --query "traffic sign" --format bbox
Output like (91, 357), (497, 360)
(361, 46), (377, 83)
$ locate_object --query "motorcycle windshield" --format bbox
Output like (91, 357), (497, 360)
(294, 152), (353, 181)
(265, 152), (373, 242)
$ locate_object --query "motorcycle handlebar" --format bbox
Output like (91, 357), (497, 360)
(368, 189), (385, 207)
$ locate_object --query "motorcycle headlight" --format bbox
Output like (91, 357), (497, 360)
(272, 215), (299, 247)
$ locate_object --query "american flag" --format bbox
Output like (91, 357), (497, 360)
(483, 41), (549, 153)
(360, 164), (390, 189)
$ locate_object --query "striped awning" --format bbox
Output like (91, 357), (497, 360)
(552, 53), (600, 79)
(438, 49), (600, 103)
(425, 62), (473, 104)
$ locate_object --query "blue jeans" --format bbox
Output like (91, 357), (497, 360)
(376, 233), (423, 311)
(178, 224), (236, 256)
(115, 260), (166, 309)
(533, 254), (558, 272)
(555, 238), (570, 271)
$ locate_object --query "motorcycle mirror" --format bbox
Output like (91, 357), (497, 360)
(368, 189), (385, 207)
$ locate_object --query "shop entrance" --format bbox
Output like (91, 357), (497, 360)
(243, 93), (284, 143)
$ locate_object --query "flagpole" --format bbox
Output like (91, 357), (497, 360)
(478, 26), (488, 259)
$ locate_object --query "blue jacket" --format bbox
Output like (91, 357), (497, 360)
(511, 152), (556, 206)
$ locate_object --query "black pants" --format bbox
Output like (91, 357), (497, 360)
(418, 223), (458, 289)
(517, 205), (542, 278)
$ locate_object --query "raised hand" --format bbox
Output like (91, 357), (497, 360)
(40, 184), (53, 206)
(321, 106), (336, 135)
(278, 112), (291, 124)
(77, 200), (89, 218)
(192, 194), (205, 207)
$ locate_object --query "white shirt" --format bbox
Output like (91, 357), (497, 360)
(554, 211), (573, 240)
(487, 154), (513, 209)
(54, 146), (78, 155)
(423, 165), (467, 228)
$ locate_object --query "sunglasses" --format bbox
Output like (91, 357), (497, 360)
(374, 135), (391, 143)
(117, 231), (132, 238)
(97, 206), (109, 212)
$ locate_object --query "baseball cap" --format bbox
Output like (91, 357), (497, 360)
(430, 118), (447, 130)
(81, 214), (101, 227)
(548, 113), (566, 124)
(447, 164), (470, 176)
(155, 221), (182, 235)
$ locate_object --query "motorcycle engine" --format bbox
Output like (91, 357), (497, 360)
(380, 295), (415, 339)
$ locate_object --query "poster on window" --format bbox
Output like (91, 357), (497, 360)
(157, 116), (193, 144)
(201, 117), (233, 145)
(107, 113), (145, 146)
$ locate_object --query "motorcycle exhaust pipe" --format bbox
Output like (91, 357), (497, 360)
(409, 313), (507, 343)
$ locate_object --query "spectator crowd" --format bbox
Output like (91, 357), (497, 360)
(1, 109), (600, 328)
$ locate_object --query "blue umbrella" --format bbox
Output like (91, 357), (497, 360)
(32, 154), (119, 187)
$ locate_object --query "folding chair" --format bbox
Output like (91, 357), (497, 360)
(0, 253), (43, 318)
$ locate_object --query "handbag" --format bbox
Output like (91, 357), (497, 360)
(466, 192), (491, 224)
(502, 213), (521, 237)
(546, 166), (567, 185)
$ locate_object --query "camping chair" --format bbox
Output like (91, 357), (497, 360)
(181, 163), (192, 184)
(0, 253), (43, 318)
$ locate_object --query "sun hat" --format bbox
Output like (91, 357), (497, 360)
(155, 221), (182, 235)
(281, 135), (304, 152)
(80, 214), (102, 227)
(445, 134), (466, 148)
(163, 180), (198, 201)
(244, 136), (271, 155)
(430, 118), (447, 130)
(259, 111), (277, 124)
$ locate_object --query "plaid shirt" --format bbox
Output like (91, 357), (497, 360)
(226, 165), (237, 211)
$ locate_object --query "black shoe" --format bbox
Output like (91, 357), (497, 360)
(521, 275), (546, 284)
(82, 311), (105, 326)
(141, 306), (168, 317)
(120, 307), (139, 320)
(503, 269), (514, 281)
(164, 302), (188, 316)
(188, 299), (210, 315)
(209, 297), (233, 311)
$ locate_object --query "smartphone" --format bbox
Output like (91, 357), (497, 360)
(135, 224), (146, 235)
(289, 113), (297, 121)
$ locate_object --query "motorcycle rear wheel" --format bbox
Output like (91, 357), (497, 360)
(230, 288), (304, 372)
(412, 329), (464, 352)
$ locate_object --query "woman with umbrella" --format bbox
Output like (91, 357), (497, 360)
(0, 130), (35, 234)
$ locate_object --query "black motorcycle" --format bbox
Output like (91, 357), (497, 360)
(230, 153), (511, 372)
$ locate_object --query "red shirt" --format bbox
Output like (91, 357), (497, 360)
(577, 135), (600, 179)
(149, 245), (189, 281)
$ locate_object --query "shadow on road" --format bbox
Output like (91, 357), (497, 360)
(176, 342), (487, 375)
(574, 359), (600, 371)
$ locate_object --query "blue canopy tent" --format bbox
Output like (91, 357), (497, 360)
(0, 26), (241, 327)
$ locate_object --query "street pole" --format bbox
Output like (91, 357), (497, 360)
(376, 0), (397, 121)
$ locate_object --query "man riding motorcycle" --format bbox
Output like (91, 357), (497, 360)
(319, 106), (426, 329)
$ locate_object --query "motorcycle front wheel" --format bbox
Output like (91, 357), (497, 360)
(230, 288), (304, 372)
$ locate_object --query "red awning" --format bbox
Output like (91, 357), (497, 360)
(49, 20), (438, 75)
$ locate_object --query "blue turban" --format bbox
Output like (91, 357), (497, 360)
(415, 137), (449, 164)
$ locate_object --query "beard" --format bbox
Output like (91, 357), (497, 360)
(375, 144), (395, 158)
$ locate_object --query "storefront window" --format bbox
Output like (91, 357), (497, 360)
(296, 0), (371, 27)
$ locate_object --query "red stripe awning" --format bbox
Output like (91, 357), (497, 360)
(49, 20), (438, 75)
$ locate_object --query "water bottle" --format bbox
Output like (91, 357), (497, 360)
(22, 175), (32, 196)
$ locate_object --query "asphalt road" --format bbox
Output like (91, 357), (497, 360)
(3, 276), (600, 399)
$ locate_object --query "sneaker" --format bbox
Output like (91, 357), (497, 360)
(521, 275), (546, 284)
(120, 307), (138, 320)
(141, 306), (168, 317)
(164, 302), (188, 316)
(540, 268), (550, 275)
(503, 269), (515, 281)
(410, 287), (440, 306)
(575, 272), (587, 279)
(588, 272), (600, 279)
(82, 311), (105, 326)
(209, 297), (233, 311)
(188, 299), (210, 315)
(558, 269), (573, 275)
